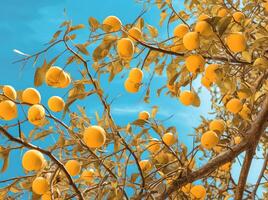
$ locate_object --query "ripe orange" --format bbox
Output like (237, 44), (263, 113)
(103, 16), (122, 32)
(117, 38), (134, 60)
(128, 27), (142, 41)
(201, 76), (212, 88)
(81, 169), (95, 182)
(226, 98), (243, 114)
(139, 160), (152, 172)
(45, 66), (71, 88)
(3, 85), (17, 100)
(22, 150), (45, 171)
(147, 138), (161, 153)
(232, 12), (245, 22)
(32, 177), (49, 195)
(83, 125), (106, 148)
(190, 185), (206, 199)
(65, 160), (81, 176)
(124, 78), (140, 93)
(28, 105), (46, 126)
(194, 21), (213, 36)
(0, 100), (17, 120)
(129, 68), (143, 83)
(209, 119), (225, 134)
(226, 32), (246, 53)
(185, 54), (205, 73)
(204, 64), (219, 83)
(138, 111), (150, 120)
(183, 32), (200, 50)
(201, 131), (219, 149)
(198, 14), (210, 21)
(162, 132), (177, 146)
(22, 88), (41, 105)
(218, 8), (228, 17)
(179, 90), (195, 106)
(173, 24), (189, 38)
(48, 96), (65, 112)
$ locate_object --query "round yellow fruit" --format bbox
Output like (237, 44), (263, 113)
(226, 32), (246, 53)
(129, 68), (143, 82)
(65, 160), (81, 176)
(198, 14), (210, 21)
(28, 105), (46, 126)
(183, 32), (200, 50)
(218, 8), (228, 17)
(226, 98), (243, 114)
(162, 132), (177, 146)
(128, 27), (142, 41)
(45, 66), (70, 88)
(190, 185), (206, 199)
(3, 85), (17, 100)
(22, 88), (41, 105)
(81, 169), (95, 182)
(41, 192), (51, 200)
(185, 54), (205, 73)
(124, 78), (140, 93)
(139, 111), (150, 120)
(147, 138), (161, 153)
(179, 90), (195, 106)
(173, 24), (189, 38)
(237, 90), (249, 100)
(194, 21), (213, 36)
(209, 119), (225, 134)
(205, 64), (219, 83)
(83, 125), (106, 148)
(22, 150), (45, 171)
(32, 177), (49, 195)
(239, 104), (251, 120)
(201, 76), (212, 88)
(232, 12), (245, 22)
(103, 16), (122, 32)
(234, 136), (242, 144)
(219, 162), (231, 171)
(0, 100), (17, 120)
(201, 131), (219, 150)
(48, 96), (65, 112)
(139, 160), (152, 172)
(117, 38), (134, 60)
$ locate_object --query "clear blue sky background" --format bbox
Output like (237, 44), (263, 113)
(0, 0), (265, 199)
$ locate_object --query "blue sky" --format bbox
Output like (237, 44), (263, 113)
(0, 0), (265, 199)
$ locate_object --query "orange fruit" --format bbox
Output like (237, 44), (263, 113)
(22, 150), (45, 171)
(22, 88), (41, 105)
(83, 125), (106, 148)
(201, 131), (219, 149)
(183, 32), (200, 50)
(103, 16), (122, 32)
(139, 111), (150, 120)
(226, 32), (246, 53)
(65, 160), (81, 176)
(173, 24), (189, 38)
(0, 100), (17, 120)
(226, 98), (243, 114)
(32, 177), (49, 195)
(179, 90), (195, 106)
(48, 96), (65, 112)
(185, 54), (205, 73)
(117, 38), (134, 60)
(162, 132), (177, 146)
(3, 85), (17, 100)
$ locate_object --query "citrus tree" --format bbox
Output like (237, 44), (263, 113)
(1, 0), (268, 199)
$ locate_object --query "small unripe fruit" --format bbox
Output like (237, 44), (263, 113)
(0, 100), (17, 120)
(190, 185), (206, 199)
(147, 138), (161, 153)
(83, 125), (106, 148)
(209, 119), (225, 134)
(22, 150), (45, 171)
(173, 24), (189, 38)
(185, 54), (205, 73)
(226, 32), (246, 53)
(103, 16), (122, 32)
(28, 105), (46, 126)
(65, 160), (81, 176)
(32, 177), (49, 195)
(128, 27), (142, 41)
(48, 96), (65, 112)
(179, 90), (195, 106)
(124, 78), (140, 93)
(226, 98), (243, 114)
(183, 32), (200, 50)
(22, 88), (41, 105)
(3, 85), (17, 100)
(162, 132), (177, 146)
(81, 169), (95, 182)
(129, 68), (143, 83)
(139, 111), (150, 120)
(117, 38), (134, 60)
(139, 160), (152, 172)
(201, 131), (219, 149)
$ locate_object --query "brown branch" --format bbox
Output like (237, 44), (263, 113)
(0, 126), (84, 200)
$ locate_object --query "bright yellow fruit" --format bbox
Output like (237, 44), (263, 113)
(147, 138), (161, 153)
(45, 66), (71, 88)
(190, 185), (206, 199)
(124, 78), (140, 93)
(173, 24), (189, 38)
(226, 32), (246, 53)
(162, 132), (176, 146)
(253, 57), (268, 69)
(201, 131), (219, 150)
(41, 192), (51, 200)
(129, 68), (143, 82)
(226, 98), (243, 114)
(239, 104), (251, 120)
(218, 8), (228, 17)
(237, 90), (249, 100)
(219, 162), (232, 171)
(3, 85), (17, 100)
(22, 150), (45, 171)
(181, 183), (192, 194)
(209, 119), (225, 134)
(234, 136), (242, 144)
(185, 54), (205, 73)
(32, 177), (49, 195)
(179, 90), (195, 106)
(201, 76), (212, 88)
(48, 96), (65, 112)
(233, 12), (245, 22)
(194, 21), (213, 36)
(128, 27), (142, 41)
(205, 64), (219, 83)
(81, 169), (95, 182)
(0, 100), (17, 120)
(65, 160), (81, 176)
(28, 105), (46, 126)
(22, 88), (41, 105)
(139, 160), (152, 172)
(117, 38), (134, 60)
(198, 14), (210, 21)
(103, 16), (122, 32)
(83, 125), (106, 148)
(183, 32), (200, 50)
(139, 111), (150, 120)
